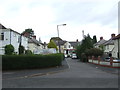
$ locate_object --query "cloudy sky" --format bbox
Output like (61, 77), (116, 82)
(0, 0), (119, 43)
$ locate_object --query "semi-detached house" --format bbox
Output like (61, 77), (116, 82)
(0, 24), (28, 55)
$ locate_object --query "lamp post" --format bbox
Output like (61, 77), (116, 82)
(57, 24), (66, 53)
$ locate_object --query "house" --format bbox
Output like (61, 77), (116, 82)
(112, 34), (120, 59)
(0, 23), (28, 55)
(28, 36), (45, 54)
(52, 37), (80, 55)
(94, 37), (106, 50)
(103, 34), (115, 55)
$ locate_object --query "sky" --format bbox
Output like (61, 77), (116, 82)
(0, 0), (119, 43)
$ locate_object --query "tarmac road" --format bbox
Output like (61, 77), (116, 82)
(2, 58), (119, 88)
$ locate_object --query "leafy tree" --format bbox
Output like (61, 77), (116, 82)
(5, 44), (14, 55)
(47, 40), (58, 50)
(19, 45), (25, 54)
(21, 28), (34, 38)
(92, 35), (97, 44)
(85, 48), (103, 58)
(76, 34), (93, 61)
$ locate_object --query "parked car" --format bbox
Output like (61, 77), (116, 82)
(104, 57), (120, 62)
(104, 57), (110, 61)
(71, 53), (77, 59)
(113, 59), (120, 62)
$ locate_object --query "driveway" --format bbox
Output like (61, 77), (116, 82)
(2, 58), (119, 88)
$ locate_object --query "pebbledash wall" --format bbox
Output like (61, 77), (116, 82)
(0, 29), (28, 55)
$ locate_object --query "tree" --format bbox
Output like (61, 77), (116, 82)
(5, 44), (14, 55)
(92, 35), (97, 44)
(85, 48), (103, 58)
(76, 34), (93, 61)
(19, 45), (25, 54)
(21, 28), (34, 38)
(47, 40), (58, 50)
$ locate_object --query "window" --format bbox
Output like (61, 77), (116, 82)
(69, 45), (71, 48)
(0, 33), (4, 40)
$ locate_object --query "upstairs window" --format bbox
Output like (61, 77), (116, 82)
(0, 33), (4, 40)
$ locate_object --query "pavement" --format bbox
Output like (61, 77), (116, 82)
(2, 58), (119, 88)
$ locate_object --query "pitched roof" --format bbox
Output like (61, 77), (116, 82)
(53, 40), (67, 46)
(103, 39), (114, 45)
(69, 41), (81, 47)
(94, 39), (106, 46)
(112, 34), (120, 40)
(0, 23), (7, 29)
(28, 38), (41, 46)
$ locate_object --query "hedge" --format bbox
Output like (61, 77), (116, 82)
(2, 53), (64, 70)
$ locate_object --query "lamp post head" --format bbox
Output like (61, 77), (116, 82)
(62, 24), (66, 26)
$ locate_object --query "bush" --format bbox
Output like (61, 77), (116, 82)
(25, 50), (32, 55)
(5, 44), (14, 55)
(2, 53), (64, 70)
(85, 48), (103, 58)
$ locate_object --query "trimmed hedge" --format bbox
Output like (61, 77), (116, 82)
(2, 53), (64, 70)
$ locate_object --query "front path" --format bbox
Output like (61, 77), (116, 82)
(2, 58), (119, 88)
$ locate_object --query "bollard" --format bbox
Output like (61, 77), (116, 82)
(110, 57), (113, 66)
(98, 56), (101, 65)
(92, 56), (94, 63)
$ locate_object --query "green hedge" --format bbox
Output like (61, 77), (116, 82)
(2, 53), (64, 70)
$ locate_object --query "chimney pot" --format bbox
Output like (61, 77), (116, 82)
(111, 34), (115, 38)
(100, 37), (103, 40)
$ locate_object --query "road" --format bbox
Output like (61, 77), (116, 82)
(2, 58), (119, 88)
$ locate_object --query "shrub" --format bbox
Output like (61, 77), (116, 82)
(25, 50), (32, 55)
(5, 44), (14, 55)
(19, 45), (25, 54)
(2, 53), (64, 70)
(85, 48), (103, 58)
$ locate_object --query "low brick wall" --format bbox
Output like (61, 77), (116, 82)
(88, 56), (120, 68)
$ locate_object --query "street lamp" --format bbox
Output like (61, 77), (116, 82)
(57, 24), (66, 53)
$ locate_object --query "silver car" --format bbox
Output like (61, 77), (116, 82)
(71, 53), (77, 59)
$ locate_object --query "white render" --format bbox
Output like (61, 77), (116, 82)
(104, 45), (114, 54)
(112, 39), (120, 58)
(28, 43), (44, 54)
(0, 29), (28, 55)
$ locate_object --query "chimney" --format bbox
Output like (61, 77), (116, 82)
(100, 37), (103, 40)
(76, 39), (78, 42)
(32, 35), (36, 39)
(111, 34), (115, 39)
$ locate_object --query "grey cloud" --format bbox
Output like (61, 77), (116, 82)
(52, 1), (118, 28)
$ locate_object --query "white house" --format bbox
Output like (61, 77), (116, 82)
(112, 34), (120, 59)
(28, 38), (45, 54)
(0, 24), (28, 55)
(94, 37), (106, 50)
(104, 34), (115, 55)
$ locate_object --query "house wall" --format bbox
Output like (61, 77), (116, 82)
(28, 43), (44, 54)
(21, 36), (28, 50)
(10, 31), (21, 53)
(28, 43), (37, 53)
(0, 29), (28, 55)
(112, 40), (118, 58)
(104, 45), (114, 53)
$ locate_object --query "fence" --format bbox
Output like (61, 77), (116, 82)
(88, 56), (120, 68)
